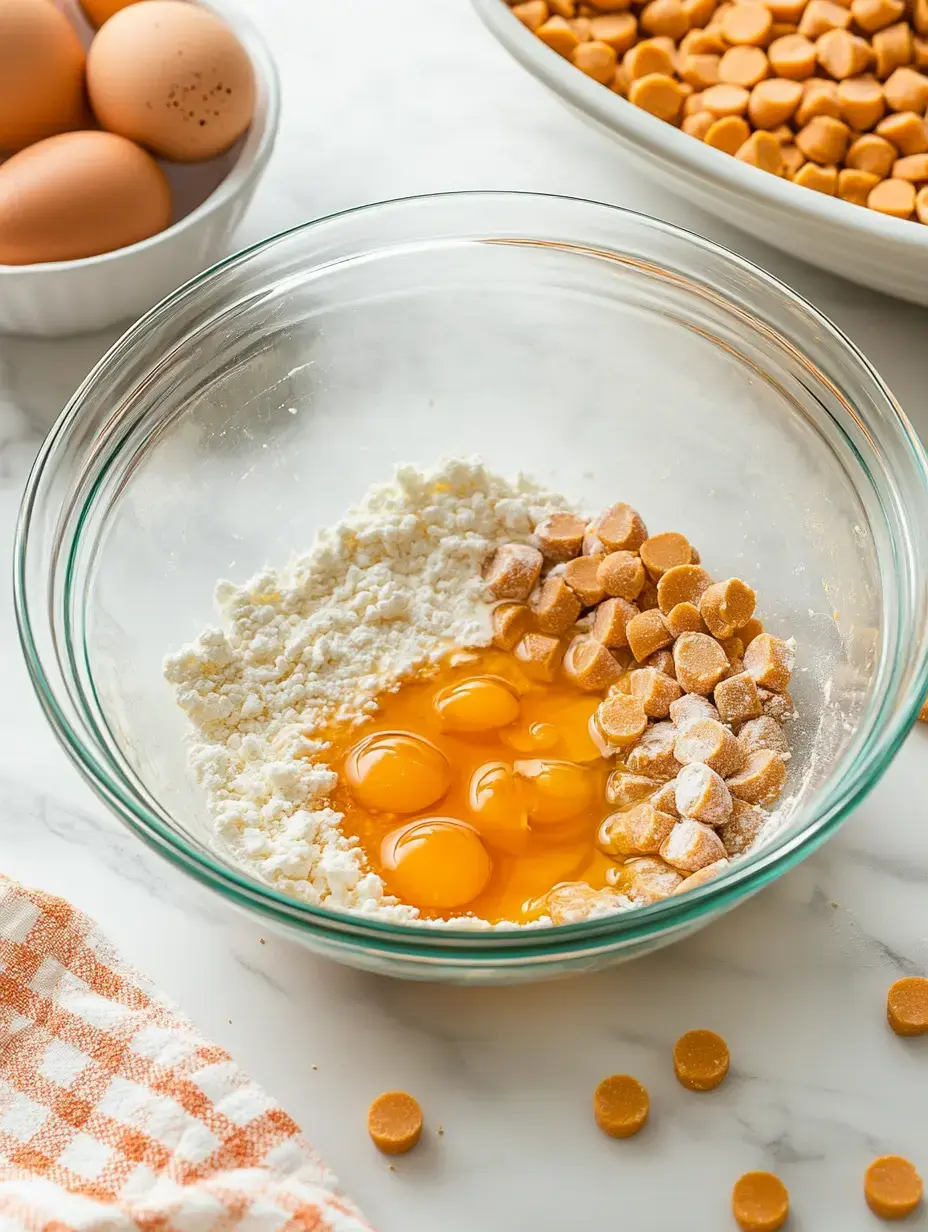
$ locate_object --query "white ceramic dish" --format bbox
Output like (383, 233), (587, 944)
(0, 0), (279, 338)
(473, 0), (928, 305)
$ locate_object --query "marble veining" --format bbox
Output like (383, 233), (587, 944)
(1, 1), (927, 1227)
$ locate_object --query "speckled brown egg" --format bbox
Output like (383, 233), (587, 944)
(86, 0), (256, 163)
(0, 0), (88, 153)
(79, 0), (147, 28)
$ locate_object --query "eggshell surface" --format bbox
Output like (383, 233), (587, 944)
(0, 130), (172, 264)
(0, 0), (88, 152)
(87, 1), (256, 162)
(79, 0), (147, 27)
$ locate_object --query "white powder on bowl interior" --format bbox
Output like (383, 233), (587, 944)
(164, 458), (569, 927)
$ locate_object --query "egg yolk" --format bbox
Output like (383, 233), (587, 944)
(345, 731), (450, 814)
(435, 677), (520, 733)
(382, 818), (492, 909)
(514, 759), (595, 827)
(468, 762), (530, 855)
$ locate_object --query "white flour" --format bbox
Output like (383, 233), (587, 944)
(164, 459), (568, 926)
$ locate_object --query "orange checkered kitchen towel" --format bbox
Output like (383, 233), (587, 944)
(0, 879), (374, 1231)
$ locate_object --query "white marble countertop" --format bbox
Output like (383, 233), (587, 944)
(2, 1), (928, 1228)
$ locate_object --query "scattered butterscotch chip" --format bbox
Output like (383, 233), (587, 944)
(534, 511), (587, 562)
(645, 648), (677, 677)
(546, 882), (626, 924)
(606, 770), (663, 807)
(563, 636), (624, 691)
(630, 666), (683, 717)
(864, 1155), (923, 1220)
(739, 715), (789, 756)
(593, 1074), (650, 1138)
(485, 543), (544, 601)
(699, 578), (757, 639)
(738, 617), (764, 647)
(368, 1092), (423, 1155)
(514, 632), (565, 681)
(532, 575), (583, 635)
(744, 633), (794, 692)
(598, 550), (647, 600)
(675, 761), (733, 824)
(627, 720), (679, 778)
(672, 857), (730, 893)
(669, 692), (720, 732)
(673, 632), (730, 695)
(715, 671), (763, 725)
(491, 602), (533, 651)
(599, 802), (677, 855)
(886, 975), (928, 1035)
(726, 749), (787, 805)
(664, 601), (709, 637)
(594, 502), (649, 551)
(675, 717), (746, 778)
(618, 855), (685, 903)
(637, 580), (661, 611)
(719, 798), (766, 855)
(732, 1171), (790, 1232)
(640, 531), (693, 579)
(660, 817), (728, 871)
(596, 693), (649, 745)
(760, 688), (795, 721)
(537, 13), (582, 55)
(650, 778), (680, 816)
(627, 608), (674, 661)
(673, 1028), (731, 1090)
(592, 596), (639, 647)
(562, 555), (608, 606)
(657, 563), (713, 613)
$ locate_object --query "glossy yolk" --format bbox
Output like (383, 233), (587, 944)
(326, 648), (616, 923)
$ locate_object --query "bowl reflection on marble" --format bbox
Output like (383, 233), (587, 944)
(14, 192), (928, 983)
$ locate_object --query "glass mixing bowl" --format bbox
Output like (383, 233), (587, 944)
(15, 192), (928, 983)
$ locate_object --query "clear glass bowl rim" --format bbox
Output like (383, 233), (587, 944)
(14, 190), (928, 959)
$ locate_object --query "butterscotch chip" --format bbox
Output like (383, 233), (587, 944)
(876, 110), (928, 154)
(669, 692), (720, 732)
(817, 28), (872, 79)
(736, 130), (785, 173)
(722, 1), (773, 44)
(720, 44), (769, 87)
(590, 11), (639, 51)
(674, 761), (733, 824)
(598, 550), (646, 600)
(838, 167), (881, 205)
(794, 160), (839, 193)
(673, 632), (729, 695)
(491, 602), (533, 651)
(732, 1172), (789, 1232)
(673, 1028), (730, 1089)
(699, 578), (757, 639)
(893, 151), (928, 179)
(681, 51), (721, 88)
(621, 855), (684, 902)
(675, 717), (746, 778)
(573, 37), (619, 80)
(514, 632), (565, 681)
(726, 749), (787, 805)
(593, 1074), (649, 1138)
(768, 33), (817, 78)
(660, 818), (728, 871)
(630, 666), (684, 718)
(562, 555), (607, 606)
(639, 531), (693, 580)
(657, 563), (713, 613)
(637, 580), (660, 611)
(836, 77), (886, 130)
(592, 596), (639, 647)
(596, 693), (649, 745)
(719, 798), (766, 855)
(645, 648), (677, 677)
(533, 511), (586, 562)
(368, 1092), (423, 1155)
(796, 77), (840, 126)
(563, 636), (624, 691)
(864, 1156), (923, 1221)
(884, 65), (928, 111)
(531, 575), (583, 635)
(684, 110), (716, 137)
(485, 543), (543, 601)
(719, 635), (745, 665)
(513, 0), (549, 30)
(799, 0), (850, 37)
(594, 502), (648, 551)
(744, 633), (794, 692)
(706, 113), (752, 152)
(738, 715), (789, 755)
(846, 132), (897, 175)
(714, 671), (763, 725)
(886, 976), (928, 1035)
(606, 770), (663, 807)
(852, 0), (905, 33)
(672, 858), (730, 893)
(629, 69), (686, 119)
(873, 19), (913, 76)
(599, 802), (677, 855)
(536, 14), (582, 55)
(650, 779), (680, 815)
(738, 617), (764, 646)
(760, 688), (795, 721)
(703, 82), (751, 114)
(546, 882), (626, 925)
(625, 609), (671, 662)
(749, 78), (803, 127)
(627, 720), (679, 778)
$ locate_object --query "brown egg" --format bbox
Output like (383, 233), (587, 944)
(0, 130), (172, 264)
(0, 0), (88, 153)
(79, 0), (147, 27)
(87, 1), (256, 163)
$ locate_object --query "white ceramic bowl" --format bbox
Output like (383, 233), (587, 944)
(0, 0), (279, 337)
(473, 0), (928, 305)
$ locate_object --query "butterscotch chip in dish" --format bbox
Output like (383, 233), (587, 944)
(675, 717), (746, 778)
(719, 798), (766, 855)
(674, 761), (733, 825)
(606, 770), (663, 807)
(596, 693), (649, 746)
(598, 550), (647, 600)
(593, 502), (648, 551)
(673, 632), (730, 695)
(563, 636), (624, 691)
(532, 575), (583, 635)
(650, 779), (680, 816)
(485, 543), (543, 601)
(864, 1155), (923, 1220)
(656, 563), (713, 613)
(368, 1092), (423, 1155)
(619, 856), (685, 903)
(637, 580), (660, 611)
(491, 602), (533, 651)
(665, 601), (709, 637)
(672, 858), (730, 893)
(593, 1074), (650, 1138)
(726, 749), (787, 805)
(669, 692), (720, 732)
(562, 555), (607, 606)
(598, 802), (677, 855)
(673, 1028), (730, 1089)
(660, 817), (728, 871)
(732, 1171), (789, 1232)
(640, 531), (693, 579)
(699, 578), (757, 639)
(886, 975), (928, 1035)
(627, 720), (679, 778)
(715, 671), (763, 726)
(630, 666), (683, 717)
(533, 511), (587, 561)
(738, 715), (789, 756)
(743, 633), (794, 692)
(645, 648), (677, 677)
(592, 596), (639, 647)
(514, 632), (565, 681)
(627, 608), (674, 661)
(546, 882), (627, 925)
(760, 688), (795, 721)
